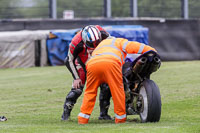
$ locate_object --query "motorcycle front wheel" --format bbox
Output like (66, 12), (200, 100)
(139, 79), (161, 123)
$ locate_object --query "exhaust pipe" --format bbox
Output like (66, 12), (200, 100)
(149, 56), (161, 72)
(132, 57), (147, 74)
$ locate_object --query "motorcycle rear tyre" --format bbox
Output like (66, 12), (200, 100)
(139, 79), (161, 123)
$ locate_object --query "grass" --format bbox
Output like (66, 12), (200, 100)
(0, 61), (200, 133)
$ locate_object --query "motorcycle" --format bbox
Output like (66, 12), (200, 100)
(123, 50), (161, 123)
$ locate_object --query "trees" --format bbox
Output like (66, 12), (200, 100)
(138, 0), (181, 18)
(0, 0), (48, 19)
(0, 0), (199, 19)
(0, 0), (16, 19)
(57, 0), (103, 18)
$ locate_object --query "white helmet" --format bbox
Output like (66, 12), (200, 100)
(81, 25), (102, 48)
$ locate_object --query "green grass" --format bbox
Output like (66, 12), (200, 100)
(0, 61), (200, 133)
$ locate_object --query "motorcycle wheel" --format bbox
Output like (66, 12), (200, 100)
(139, 79), (161, 123)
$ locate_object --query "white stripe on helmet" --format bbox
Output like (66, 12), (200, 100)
(88, 28), (95, 42)
(92, 27), (100, 40)
(89, 26), (100, 42)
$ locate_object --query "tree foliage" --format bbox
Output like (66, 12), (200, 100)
(0, 0), (16, 19)
(57, 0), (103, 18)
(138, 0), (181, 18)
(0, 0), (199, 19)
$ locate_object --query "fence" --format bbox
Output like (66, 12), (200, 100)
(0, 0), (200, 19)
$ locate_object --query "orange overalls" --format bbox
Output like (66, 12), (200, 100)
(78, 38), (156, 124)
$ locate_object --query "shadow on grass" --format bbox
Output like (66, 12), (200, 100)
(65, 117), (141, 124)
(126, 118), (141, 123)
(60, 114), (142, 123)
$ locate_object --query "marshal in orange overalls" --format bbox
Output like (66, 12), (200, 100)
(78, 37), (157, 124)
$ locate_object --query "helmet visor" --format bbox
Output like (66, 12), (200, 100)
(86, 40), (100, 48)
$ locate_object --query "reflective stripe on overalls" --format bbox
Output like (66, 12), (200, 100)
(92, 38), (146, 65)
(115, 114), (126, 120)
(78, 113), (90, 119)
(91, 38), (126, 65)
(122, 40), (146, 54)
(78, 112), (90, 124)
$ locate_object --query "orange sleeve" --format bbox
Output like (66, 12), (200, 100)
(142, 45), (157, 53)
(124, 41), (156, 54)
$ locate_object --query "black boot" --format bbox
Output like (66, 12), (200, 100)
(98, 106), (113, 120)
(98, 102), (113, 120)
(99, 83), (113, 120)
(99, 115), (113, 120)
(61, 87), (83, 121)
(61, 102), (73, 121)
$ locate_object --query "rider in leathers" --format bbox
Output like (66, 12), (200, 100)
(62, 25), (112, 121)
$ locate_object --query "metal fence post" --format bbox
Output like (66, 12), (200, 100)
(130, 0), (138, 17)
(104, 0), (111, 18)
(49, 0), (57, 19)
(181, 0), (189, 19)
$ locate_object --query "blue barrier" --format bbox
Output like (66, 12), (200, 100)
(47, 25), (149, 66)
(103, 25), (149, 45)
(46, 29), (80, 66)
